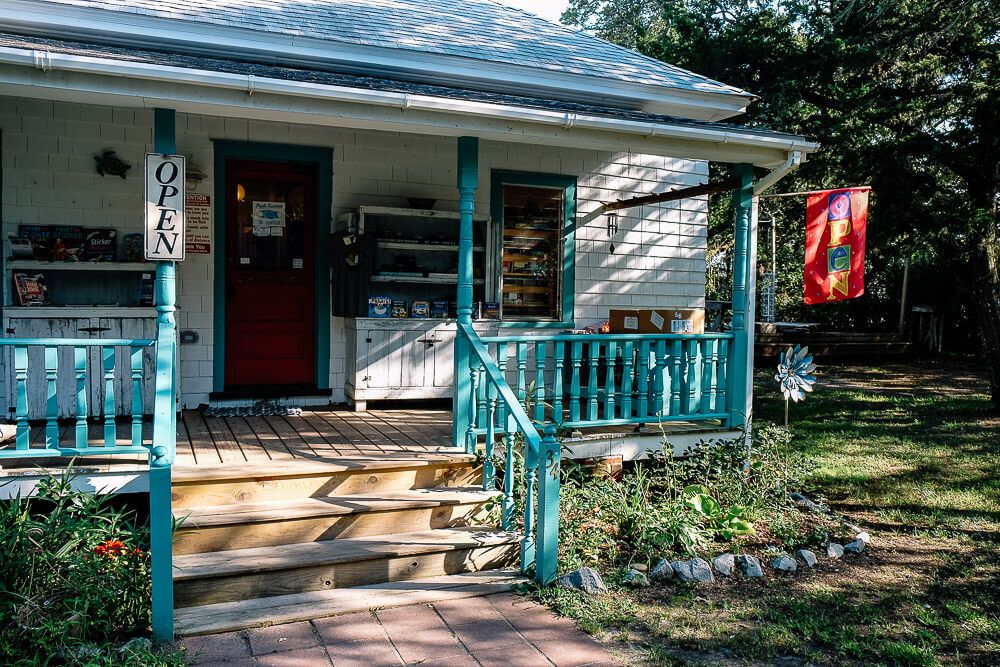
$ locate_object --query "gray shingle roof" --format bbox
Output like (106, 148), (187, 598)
(25, 0), (749, 97)
(0, 31), (802, 143)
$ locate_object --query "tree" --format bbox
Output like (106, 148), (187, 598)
(563, 0), (1000, 404)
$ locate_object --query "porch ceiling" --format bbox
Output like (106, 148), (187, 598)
(0, 32), (817, 168)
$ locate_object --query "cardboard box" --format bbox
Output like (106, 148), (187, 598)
(608, 308), (705, 334)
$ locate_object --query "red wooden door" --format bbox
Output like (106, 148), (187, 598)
(224, 160), (316, 389)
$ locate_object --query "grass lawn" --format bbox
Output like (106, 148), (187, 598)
(538, 356), (1000, 666)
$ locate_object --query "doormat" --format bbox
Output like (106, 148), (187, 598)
(205, 399), (303, 418)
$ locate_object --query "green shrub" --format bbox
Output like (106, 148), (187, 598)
(0, 468), (156, 664)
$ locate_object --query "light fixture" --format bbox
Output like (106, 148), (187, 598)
(236, 183), (246, 203)
(185, 161), (207, 189)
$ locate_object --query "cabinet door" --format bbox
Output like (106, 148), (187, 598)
(431, 327), (457, 388)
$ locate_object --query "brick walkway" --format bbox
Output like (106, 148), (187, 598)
(179, 593), (619, 667)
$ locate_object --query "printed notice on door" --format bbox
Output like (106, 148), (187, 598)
(252, 201), (286, 237)
(185, 194), (211, 254)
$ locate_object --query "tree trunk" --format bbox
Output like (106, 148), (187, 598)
(969, 213), (1000, 407)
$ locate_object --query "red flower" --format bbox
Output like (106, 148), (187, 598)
(94, 539), (128, 558)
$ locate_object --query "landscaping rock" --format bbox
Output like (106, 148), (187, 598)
(772, 553), (798, 572)
(631, 563), (648, 572)
(795, 549), (818, 568)
(623, 568), (650, 588)
(736, 554), (764, 577)
(713, 553), (736, 576)
(558, 567), (607, 595)
(671, 559), (714, 583)
(117, 638), (152, 655)
(856, 531), (872, 544)
(826, 543), (845, 559)
(650, 558), (673, 583)
(844, 539), (867, 554)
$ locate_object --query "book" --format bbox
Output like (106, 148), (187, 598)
(18, 224), (86, 261)
(13, 272), (49, 306)
(411, 301), (430, 318)
(368, 296), (391, 318)
(138, 273), (155, 306)
(83, 229), (117, 262)
(430, 301), (449, 318)
(123, 233), (144, 262)
(391, 300), (408, 318)
(482, 302), (501, 320)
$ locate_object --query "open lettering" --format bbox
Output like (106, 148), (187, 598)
(145, 154), (186, 260)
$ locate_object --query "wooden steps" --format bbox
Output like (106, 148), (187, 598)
(172, 454), (521, 635)
(175, 570), (526, 636)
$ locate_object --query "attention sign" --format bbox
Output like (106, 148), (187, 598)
(145, 153), (186, 261)
(804, 187), (869, 304)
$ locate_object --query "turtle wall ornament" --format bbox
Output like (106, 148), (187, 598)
(775, 345), (817, 426)
(94, 150), (131, 179)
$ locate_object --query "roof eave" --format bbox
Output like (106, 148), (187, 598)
(0, 0), (752, 122)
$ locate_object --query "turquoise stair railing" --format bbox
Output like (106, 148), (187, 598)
(460, 322), (560, 585)
(474, 332), (734, 429)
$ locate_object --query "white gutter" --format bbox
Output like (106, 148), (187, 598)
(0, 0), (752, 122)
(753, 151), (804, 195)
(0, 45), (819, 161)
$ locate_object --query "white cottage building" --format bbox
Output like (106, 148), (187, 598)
(0, 0), (816, 641)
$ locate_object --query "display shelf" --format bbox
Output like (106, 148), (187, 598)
(7, 260), (156, 272)
(377, 240), (485, 252)
(372, 275), (485, 285)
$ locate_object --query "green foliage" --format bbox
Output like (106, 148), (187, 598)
(0, 468), (168, 665)
(682, 484), (755, 539)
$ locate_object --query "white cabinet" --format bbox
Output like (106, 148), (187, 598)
(2, 308), (157, 419)
(345, 318), (498, 410)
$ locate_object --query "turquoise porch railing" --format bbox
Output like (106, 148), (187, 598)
(474, 332), (734, 430)
(460, 322), (560, 585)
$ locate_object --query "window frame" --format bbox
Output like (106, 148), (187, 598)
(490, 170), (576, 328)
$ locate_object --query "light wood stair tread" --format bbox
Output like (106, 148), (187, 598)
(175, 569), (525, 636)
(174, 487), (499, 527)
(173, 526), (521, 581)
(172, 452), (474, 483)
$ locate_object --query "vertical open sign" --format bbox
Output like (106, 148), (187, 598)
(145, 153), (186, 261)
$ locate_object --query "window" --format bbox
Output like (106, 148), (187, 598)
(493, 173), (576, 323)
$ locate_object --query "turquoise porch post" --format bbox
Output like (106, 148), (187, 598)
(150, 107), (177, 642)
(452, 136), (479, 448)
(729, 164), (754, 430)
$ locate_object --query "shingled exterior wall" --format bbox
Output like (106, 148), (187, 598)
(0, 97), (708, 407)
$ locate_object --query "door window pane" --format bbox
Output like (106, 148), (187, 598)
(501, 185), (564, 320)
(234, 178), (306, 271)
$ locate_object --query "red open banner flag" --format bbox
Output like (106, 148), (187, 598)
(804, 187), (869, 305)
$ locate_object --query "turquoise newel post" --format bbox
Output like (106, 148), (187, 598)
(151, 107), (177, 642)
(535, 424), (561, 584)
(452, 136), (479, 448)
(729, 164), (754, 431)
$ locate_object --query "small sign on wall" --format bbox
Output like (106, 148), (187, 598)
(185, 193), (211, 254)
(145, 153), (186, 260)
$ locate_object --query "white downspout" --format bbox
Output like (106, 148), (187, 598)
(753, 150), (803, 196)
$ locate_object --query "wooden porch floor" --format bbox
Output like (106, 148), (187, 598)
(0, 408), (457, 475)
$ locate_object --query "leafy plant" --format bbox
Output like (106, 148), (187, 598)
(682, 484), (755, 540)
(0, 466), (164, 664)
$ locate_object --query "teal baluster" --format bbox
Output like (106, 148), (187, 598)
(636, 340), (650, 419)
(502, 421), (516, 531)
(669, 339), (683, 416)
(496, 342), (509, 430)
(484, 385), (497, 491)
(685, 339), (698, 416)
(44, 346), (58, 448)
(475, 364), (487, 430)
(569, 341), (582, 423)
(717, 338), (729, 417)
(533, 342), (546, 422)
(535, 424), (561, 585)
(700, 339), (715, 414)
(652, 340), (666, 416)
(466, 359), (479, 453)
(74, 347), (88, 449)
(516, 342), (528, 405)
(551, 341), (564, 422)
(621, 341), (634, 419)
(586, 342), (599, 421)
(603, 341), (616, 419)
(131, 346), (144, 446)
(520, 426), (537, 572)
(729, 164), (754, 429)
(103, 346), (116, 447)
(13, 346), (29, 450)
